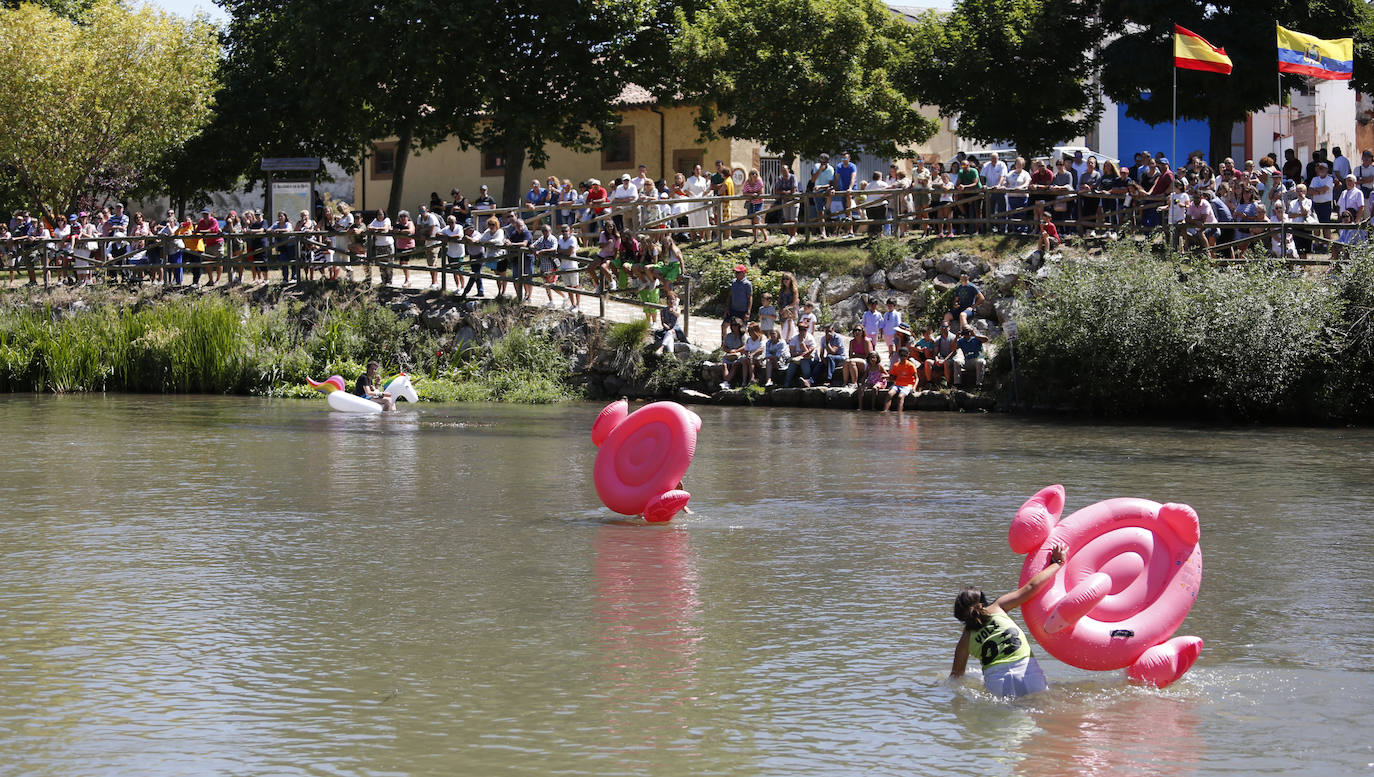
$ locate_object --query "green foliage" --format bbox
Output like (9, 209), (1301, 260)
(0, 291), (578, 404)
(868, 237), (909, 271)
(605, 318), (651, 379)
(1099, 1), (1374, 160)
(0, 0), (220, 216)
(909, 0), (1102, 158)
(672, 0), (937, 163)
(640, 350), (704, 396)
(1003, 250), (1338, 419)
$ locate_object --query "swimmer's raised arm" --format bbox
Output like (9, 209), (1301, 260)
(993, 543), (1066, 612)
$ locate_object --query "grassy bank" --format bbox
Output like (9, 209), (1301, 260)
(0, 285), (580, 403)
(1000, 245), (1374, 423)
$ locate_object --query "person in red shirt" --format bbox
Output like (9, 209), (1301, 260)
(585, 178), (609, 226)
(196, 208), (223, 286)
(884, 347), (917, 413)
(1036, 206), (1060, 255)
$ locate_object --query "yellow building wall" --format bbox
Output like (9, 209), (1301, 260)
(354, 105), (761, 212)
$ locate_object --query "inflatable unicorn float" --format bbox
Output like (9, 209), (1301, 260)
(306, 373), (419, 413)
(1008, 484), (1204, 688)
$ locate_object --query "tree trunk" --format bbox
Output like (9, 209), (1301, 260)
(1208, 114), (1232, 168)
(500, 144), (528, 208)
(387, 119), (415, 217)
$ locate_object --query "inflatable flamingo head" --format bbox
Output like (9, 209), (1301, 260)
(592, 400), (699, 522)
(1010, 486), (1204, 688)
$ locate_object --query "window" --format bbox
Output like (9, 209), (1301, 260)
(602, 127), (635, 169)
(481, 152), (505, 177)
(673, 149), (705, 177)
(371, 142), (396, 180)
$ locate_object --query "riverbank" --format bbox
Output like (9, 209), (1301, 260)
(3, 233), (1371, 423)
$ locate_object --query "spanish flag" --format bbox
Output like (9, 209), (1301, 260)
(1277, 25), (1353, 81)
(1174, 25), (1233, 74)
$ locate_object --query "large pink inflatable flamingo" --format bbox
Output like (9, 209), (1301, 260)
(591, 399), (700, 523)
(1009, 485), (1204, 688)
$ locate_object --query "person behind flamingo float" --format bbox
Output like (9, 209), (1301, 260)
(950, 542), (1068, 698)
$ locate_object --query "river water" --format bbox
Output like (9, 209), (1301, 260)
(0, 396), (1370, 776)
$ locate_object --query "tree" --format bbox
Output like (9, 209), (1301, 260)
(0, 0), (219, 219)
(671, 0), (937, 168)
(908, 0), (1103, 159)
(204, 0), (480, 216)
(1099, 0), (1374, 164)
(462, 1), (667, 206)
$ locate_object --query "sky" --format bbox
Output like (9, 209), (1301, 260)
(144, 0), (953, 26)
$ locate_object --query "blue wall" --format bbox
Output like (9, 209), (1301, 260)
(1117, 103), (1210, 164)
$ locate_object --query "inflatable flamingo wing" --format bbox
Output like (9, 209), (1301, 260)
(1008, 484), (1204, 688)
(591, 399), (700, 522)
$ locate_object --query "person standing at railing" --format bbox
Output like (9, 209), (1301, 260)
(1076, 158), (1102, 235)
(21, 216), (50, 286)
(1286, 184), (1317, 261)
(1308, 162), (1336, 241)
(833, 153), (857, 236)
(638, 178), (660, 234)
(472, 185), (495, 212)
(465, 215), (503, 298)
(684, 165), (711, 240)
(557, 180), (578, 228)
(808, 154), (834, 238)
(197, 208), (223, 286)
(1354, 151), (1374, 201)
(523, 179), (545, 224)
(772, 165), (799, 244)
(417, 204), (443, 289)
(504, 217), (533, 302)
(532, 222), (562, 308)
(153, 212), (177, 285)
(584, 178), (608, 229)
(742, 169), (768, 243)
(391, 210), (416, 287)
(555, 223), (583, 311)
(932, 166), (955, 238)
(980, 153), (1009, 232)
(296, 209), (321, 282)
(610, 173), (638, 233)
(953, 157), (981, 235)
(1338, 174), (1367, 222)
(445, 188), (470, 227)
(440, 214), (465, 293)
(267, 210), (293, 283)
(245, 210), (268, 283)
(220, 211), (242, 284)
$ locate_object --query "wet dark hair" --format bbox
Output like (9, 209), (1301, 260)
(953, 586), (991, 628)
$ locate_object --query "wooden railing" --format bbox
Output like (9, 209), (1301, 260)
(0, 230), (693, 336)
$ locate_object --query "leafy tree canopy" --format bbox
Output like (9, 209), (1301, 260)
(1099, 0), (1374, 161)
(908, 0), (1103, 159)
(671, 0), (938, 165)
(0, 0), (219, 218)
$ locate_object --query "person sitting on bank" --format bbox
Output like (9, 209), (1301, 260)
(950, 543), (1067, 698)
(945, 273), (985, 332)
(884, 347), (917, 413)
(953, 327), (989, 389)
(355, 361), (396, 411)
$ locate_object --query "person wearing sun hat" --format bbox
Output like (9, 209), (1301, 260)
(722, 262), (752, 339)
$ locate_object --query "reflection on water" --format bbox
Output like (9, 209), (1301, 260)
(0, 396), (1372, 776)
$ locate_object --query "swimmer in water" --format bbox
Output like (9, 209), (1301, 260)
(949, 542), (1066, 698)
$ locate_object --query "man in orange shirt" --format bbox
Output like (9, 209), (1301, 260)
(884, 347), (917, 413)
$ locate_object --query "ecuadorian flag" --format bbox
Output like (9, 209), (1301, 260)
(1174, 25), (1233, 74)
(1277, 25), (1354, 81)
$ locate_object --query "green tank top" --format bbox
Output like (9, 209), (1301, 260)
(970, 611), (1032, 669)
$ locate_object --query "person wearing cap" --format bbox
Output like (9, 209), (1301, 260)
(722, 263), (752, 339)
(611, 173), (639, 232)
(1338, 173), (1367, 222)
(472, 184), (495, 211)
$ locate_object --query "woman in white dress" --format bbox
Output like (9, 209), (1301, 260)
(684, 163), (712, 239)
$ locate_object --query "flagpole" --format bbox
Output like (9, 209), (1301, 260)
(1172, 63), (1178, 168)
(1276, 20), (1283, 163)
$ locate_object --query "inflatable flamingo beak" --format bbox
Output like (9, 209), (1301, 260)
(1043, 571), (1112, 634)
(1009, 484), (1066, 554)
(643, 490), (691, 523)
(591, 399), (629, 447)
(1127, 636), (1204, 688)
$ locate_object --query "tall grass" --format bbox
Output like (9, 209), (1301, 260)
(0, 292), (578, 403)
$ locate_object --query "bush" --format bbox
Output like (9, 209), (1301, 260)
(1003, 249), (1336, 419)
